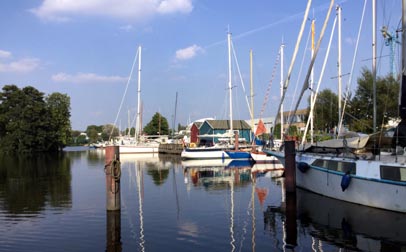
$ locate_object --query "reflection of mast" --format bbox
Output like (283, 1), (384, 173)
(172, 166), (180, 219)
(251, 174), (256, 252)
(230, 172), (235, 252)
(136, 162), (145, 252)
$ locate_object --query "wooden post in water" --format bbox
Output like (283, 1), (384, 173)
(105, 146), (121, 211)
(106, 210), (122, 252)
(284, 140), (296, 193)
(283, 140), (297, 249)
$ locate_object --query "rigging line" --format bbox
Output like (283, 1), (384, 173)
(287, 20), (312, 119)
(231, 40), (253, 119)
(272, 0), (313, 135)
(302, 15), (337, 145)
(338, 0), (367, 134)
(286, 0), (335, 134)
(109, 47), (140, 141)
(259, 51), (280, 118)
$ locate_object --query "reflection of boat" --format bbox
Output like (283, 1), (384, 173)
(181, 158), (233, 168)
(296, 188), (406, 251)
(181, 158), (254, 169)
(251, 163), (284, 178)
(119, 153), (159, 164)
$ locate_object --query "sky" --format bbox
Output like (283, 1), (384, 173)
(0, 0), (402, 131)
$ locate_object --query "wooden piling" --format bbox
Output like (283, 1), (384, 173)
(284, 140), (296, 193)
(105, 146), (121, 211)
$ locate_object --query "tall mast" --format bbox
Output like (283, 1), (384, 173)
(401, 0), (406, 119)
(372, 0), (377, 133)
(250, 49), (254, 136)
(337, 5), (342, 137)
(136, 45), (142, 141)
(228, 32), (233, 135)
(310, 19), (315, 143)
(280, 42), (284, 140)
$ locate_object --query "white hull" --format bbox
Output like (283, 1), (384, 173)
(296, 153), (406, 213)
(250, 151), (279, 163)
(181, 147), (229, 160)
(119, 144), (159, 154)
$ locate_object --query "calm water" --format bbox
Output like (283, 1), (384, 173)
(0, 147), (405, 252)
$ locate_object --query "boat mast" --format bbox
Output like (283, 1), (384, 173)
(272, 0), (312, 136)
(136, 45), (142, 142)
(280, 41), (284, 141)
(228, 32), (234, 137)
(250, 49), (254, 142)
(401, 0), (406, 120)
(372, 0), (377, 134)
(310, 19), (315, 143)
(337, 5), (342, 137)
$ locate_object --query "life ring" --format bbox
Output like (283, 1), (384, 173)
(297, 162), (310, 173)
(190, 142), (196, 148)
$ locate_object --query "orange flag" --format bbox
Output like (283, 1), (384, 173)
(255, 119), (266, 136)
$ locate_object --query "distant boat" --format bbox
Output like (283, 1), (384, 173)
(116, 45), (168, 154)
(180, 32), (243, 160)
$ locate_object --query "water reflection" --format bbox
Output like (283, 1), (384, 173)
(296, 188), (406, 251)
(0, 153), (72, 217)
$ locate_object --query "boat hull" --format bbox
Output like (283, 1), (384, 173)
(181, 147), (228, 160)
(296, 153), (406, 213)
(119, 145), (159, 154)
(250, 151), (279, 163)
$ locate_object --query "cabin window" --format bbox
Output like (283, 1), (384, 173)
(312, 159), (356, 174)
(380, 165), (406, 182)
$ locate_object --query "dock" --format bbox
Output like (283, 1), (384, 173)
(158, 143), (183, 155)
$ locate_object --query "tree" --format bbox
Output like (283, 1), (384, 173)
(143, 112), (169, 135)
(347, 68), (399, 133)
(46, 93), (72, 150)
(0, 85), (72, 154)
(102, 124), (119, 140)
(311, 89), (338, 133)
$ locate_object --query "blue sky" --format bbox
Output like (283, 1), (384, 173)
(0, 0), (401, 131)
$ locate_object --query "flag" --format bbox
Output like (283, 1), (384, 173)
(255, 119), (266, 136)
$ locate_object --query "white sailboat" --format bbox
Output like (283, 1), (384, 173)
(267, 0), (406, 213)
(118, 46), (167, 154)
(181, 32), (237, 160)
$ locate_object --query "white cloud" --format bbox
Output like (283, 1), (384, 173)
(119, 24), (133, 32)
(157, 0), (193, 14)
(52, 72), (127, 84)
(31, 0), (193, 22)
(0, 50), (12, 59)
(175, 44), (203, 61)
(0, 58), (40, 73)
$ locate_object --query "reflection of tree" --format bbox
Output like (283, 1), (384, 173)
(145, 162), (169, 186)
(0, 154), (72, 216)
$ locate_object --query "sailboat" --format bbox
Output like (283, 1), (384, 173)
(267, 0), (406, 213)
(118, 46), (168, 154)
(181, 32), (246, 160)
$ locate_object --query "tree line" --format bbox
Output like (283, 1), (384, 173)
(0, 85), (71, 154)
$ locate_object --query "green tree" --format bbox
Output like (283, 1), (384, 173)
(101, 124), (119, 141)
(0, 85), (72, 154)
(46, 93), (71, 150)
(347, 68), (399, 133)
(86, 125), (102, 143)
(312, 89), (338, 133)
(143, 112), (169, 135)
